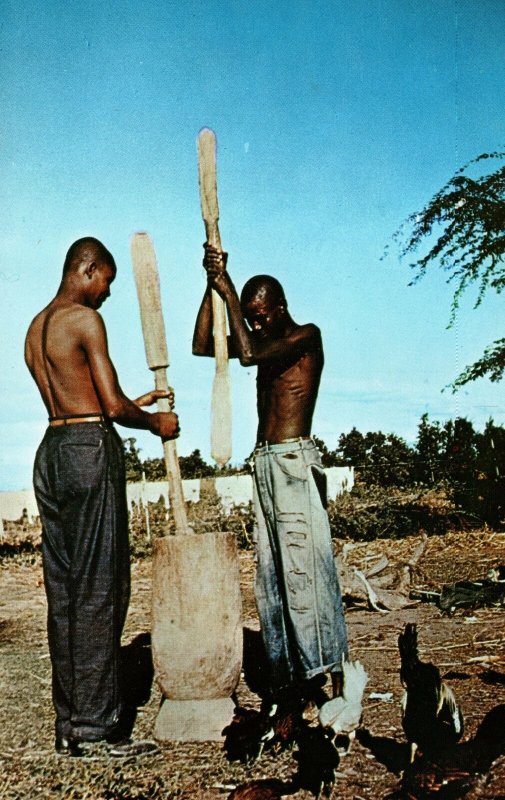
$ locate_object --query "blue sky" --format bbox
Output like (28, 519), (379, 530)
(1, 0), (504, 490)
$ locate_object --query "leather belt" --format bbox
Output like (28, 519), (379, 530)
(49, 415), (105, 427)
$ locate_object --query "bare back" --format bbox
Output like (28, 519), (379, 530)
(25, 300), (105, 418)
(256, 339), (323, 443)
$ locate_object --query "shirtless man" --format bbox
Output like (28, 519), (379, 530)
(193, 244), (348, 706)
(25, 237), (179, 756)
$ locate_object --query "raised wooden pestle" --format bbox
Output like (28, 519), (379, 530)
(198, 127), (232, 468)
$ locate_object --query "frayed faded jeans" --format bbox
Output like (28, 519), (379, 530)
(252, 438), (348, 692)
(33, 422), (130, 741)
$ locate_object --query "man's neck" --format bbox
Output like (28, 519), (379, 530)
(55, 277), (89, 307)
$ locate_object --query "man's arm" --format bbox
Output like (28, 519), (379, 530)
(192, 245), (237, 358)
(192, 283), (215, 356)
(133, 388), (174, 408)
(204, 248), (321, 366)
(79, 309), (179, 439)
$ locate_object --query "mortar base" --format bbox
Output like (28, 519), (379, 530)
(154, 696), (235, 741)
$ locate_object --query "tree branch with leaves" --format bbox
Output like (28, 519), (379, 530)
(391, 149), (505, 389)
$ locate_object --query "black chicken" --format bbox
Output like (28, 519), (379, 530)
(398, 623), (464, 762)
(293, 722), (340, 798)
(398, 703), (505, 799)
(222, 705), (276, 764)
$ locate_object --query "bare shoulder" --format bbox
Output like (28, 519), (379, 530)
(26, 307), (48, 336)
(71, 304), (104, 326)
(63, 305), (106, 338)
(295, 322), (322, 347)
(300, 322), (321, 336)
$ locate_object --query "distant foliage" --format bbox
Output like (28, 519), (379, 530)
(316, 414), (504, 529)
(121, 439), (248, 482)
(178, 449), (217, 479)
(327, 485), (477, 542)
(320, 427), (414, 488)
(392, 149), (505, 388)
(123, 414), (504, 540)
(123, 437), (144, 482)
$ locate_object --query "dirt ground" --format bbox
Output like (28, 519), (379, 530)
(1, 526), (504, 800)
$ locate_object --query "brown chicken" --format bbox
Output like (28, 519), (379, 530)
(222, 705), (276, 764)
(387, 704), (505, 799)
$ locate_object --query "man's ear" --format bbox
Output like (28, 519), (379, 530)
(84, 261), (97, 280)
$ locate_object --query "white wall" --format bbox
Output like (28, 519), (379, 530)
(0, 467), (354, 522)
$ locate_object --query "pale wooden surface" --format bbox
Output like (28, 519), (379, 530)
(198, 128), (232, 467)
(130, 231), (189, 534)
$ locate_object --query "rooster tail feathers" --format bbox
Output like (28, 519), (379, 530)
(318, 659), (369, 732)
(438, 682), (464, 736)
(342, 658), (369, 702)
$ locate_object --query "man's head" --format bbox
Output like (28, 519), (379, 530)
(62, 237), (117, 309)
(240, 275), (288, 339)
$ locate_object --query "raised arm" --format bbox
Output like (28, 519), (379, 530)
(192, 280), (215, 356)
(79, 309), (179, 439)
(192, 244), (237, 358)
(204, 246), (321, 366)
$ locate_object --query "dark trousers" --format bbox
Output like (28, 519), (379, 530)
(33, 422), (130, 741)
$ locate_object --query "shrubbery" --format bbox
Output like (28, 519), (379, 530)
(123, 412), (505, 545)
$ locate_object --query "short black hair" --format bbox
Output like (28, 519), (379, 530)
(62, 237), (116, 275)
(240, 274), (286, 307)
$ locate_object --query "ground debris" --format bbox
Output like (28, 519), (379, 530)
(1, 524), (505, 799)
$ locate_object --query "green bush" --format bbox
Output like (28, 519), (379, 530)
(327, 482), (481, 542)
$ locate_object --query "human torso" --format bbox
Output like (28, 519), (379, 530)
(256, 346), (323, 443)
(25, 301), (103, 418)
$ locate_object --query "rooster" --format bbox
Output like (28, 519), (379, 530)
(398, 623), (463, 762)
(222, 705), (276, 764)
(396, 703), (505, 799)
(318, 658), (369, 753)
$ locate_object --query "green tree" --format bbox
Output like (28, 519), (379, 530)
(178, 449), (216, 479)
(364, 431), (414, 487)
(337, 427), (367, 467)
(393, 149), (505, 388)
(122, 441), (216, 481)
(414, 413), (445, 485)
(474, 419), (505, 527)
(142, 457), (166, 482)
(313, 436), (344, 467)
(476, 419), (505, 480)
(122, 437), (143, 482)
(442, 417), (478, 509)
(337, 428), (414, 486)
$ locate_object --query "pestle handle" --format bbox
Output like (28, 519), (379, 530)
(131, 232), (189, 534)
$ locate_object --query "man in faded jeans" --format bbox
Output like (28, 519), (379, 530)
(193, 244), (348, 706)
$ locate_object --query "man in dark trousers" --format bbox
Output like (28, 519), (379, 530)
(25, 237), (179, 756)
(193, 244), (348, 706)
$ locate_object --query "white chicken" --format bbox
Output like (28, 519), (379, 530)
(318, 658), (369, 753)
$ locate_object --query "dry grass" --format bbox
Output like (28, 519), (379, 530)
(1, 500), (505, 799)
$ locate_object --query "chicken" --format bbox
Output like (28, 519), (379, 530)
(222, 705), (276, 764)
(270, 707), (304, 752)
(398, 703), (505, 799)
(318, 658), (369, 752)
(227, 778), (292, 800)
(293, 722), (340, 798)
(398, 623), (463, 762)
